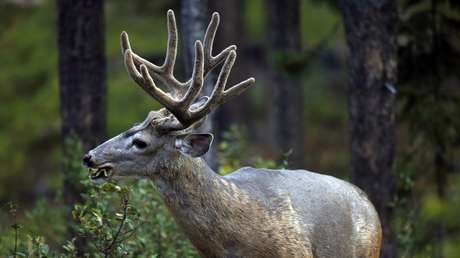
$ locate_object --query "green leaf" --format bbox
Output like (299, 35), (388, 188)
(101, 182), (122, 192)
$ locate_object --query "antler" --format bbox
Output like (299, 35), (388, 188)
(121, 10), (255, 131)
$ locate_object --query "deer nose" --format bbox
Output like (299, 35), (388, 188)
(82, 154), (93, 167)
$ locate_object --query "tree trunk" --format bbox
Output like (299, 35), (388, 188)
(267, 0), (304, 168)
(57, 0), (106, 232)
(338, 1), (398, 257)
(181, 0), (218, 170)
(209, 0), (252, 135)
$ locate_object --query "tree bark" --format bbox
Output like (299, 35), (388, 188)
(338, 1), (398, 257)
(267, 0), (304, 168)
(57, 0), (106, 226)
(181, 0), (218, 170)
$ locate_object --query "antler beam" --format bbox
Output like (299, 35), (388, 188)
(121, 10), (255, 131)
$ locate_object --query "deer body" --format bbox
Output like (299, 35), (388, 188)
(150, 154), (381, 258)
(83, 10), (382, 257)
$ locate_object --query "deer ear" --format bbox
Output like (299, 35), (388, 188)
(175, 133), (213, 157)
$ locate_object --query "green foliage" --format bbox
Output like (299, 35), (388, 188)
(72, 178), (198, 257)
(0, 1), (60, 199)
(395, 0), (460, 257)
(219, 125), (280, 174)
(300, 0), (343, 46)
(0, 201), (58, 257)
(1, 179), (199, 257)
(243, 0), (267, 43)
(270, 20), (340, 77)
(72, 182), (137, 257)
(24, 198), (67, 246)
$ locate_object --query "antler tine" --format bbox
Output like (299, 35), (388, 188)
(163, 9), (178, 74)
(190, 50), (256, 120)
(121, 10), (237, 98)
(154, 47), (254, 131)
(125, 41), (206, 126)
(122, 10), (255, 132)
(124, 50), (177, 109)
(121, 31), (161, 73)
(203, 12), (237, 77)
(179, 41), (205, 111)
(120, 10), (184, 94)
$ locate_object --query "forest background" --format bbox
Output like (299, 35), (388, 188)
(0, 0), (459, 257)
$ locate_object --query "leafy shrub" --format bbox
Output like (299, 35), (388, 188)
(67, 178), (199, 258)
(2, 179), (199, 257)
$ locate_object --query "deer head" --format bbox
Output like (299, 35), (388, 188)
(83, 10), (255, 182)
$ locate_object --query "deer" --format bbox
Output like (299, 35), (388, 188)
(83, 10), (382, 258)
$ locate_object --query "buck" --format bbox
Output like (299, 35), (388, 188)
(83, 10), (382, 258)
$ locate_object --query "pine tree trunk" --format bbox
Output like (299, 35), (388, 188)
(267, 0), (304, 168)
(338, 1), (398, 257)
(181, 0), (219, 170)
(57, 0), (106, 235)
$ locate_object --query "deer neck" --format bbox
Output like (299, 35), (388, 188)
(150, 154), (251, 255)
(152, 154), (226, 208)
(149, 154), (311, 257)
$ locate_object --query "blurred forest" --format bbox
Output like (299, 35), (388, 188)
(0, 0), (459, 257)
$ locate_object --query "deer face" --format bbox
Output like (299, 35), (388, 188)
(82, 10), (253, 182)
(83, 111), (213, 182)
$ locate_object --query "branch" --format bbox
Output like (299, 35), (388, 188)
(103, 192), (129, 258)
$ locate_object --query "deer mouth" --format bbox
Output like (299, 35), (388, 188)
(89, 166), (113, 182)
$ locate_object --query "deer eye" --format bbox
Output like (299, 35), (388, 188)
(132, 138), (148, 149)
